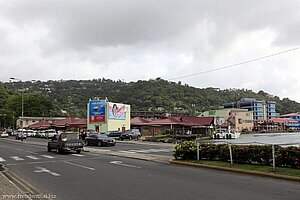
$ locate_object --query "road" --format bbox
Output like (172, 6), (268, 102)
(0, 138), (299, 200)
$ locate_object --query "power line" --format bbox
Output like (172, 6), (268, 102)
(167, 47), (300, 81)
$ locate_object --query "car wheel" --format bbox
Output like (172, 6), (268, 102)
(47, 146), (52, 152)
(97, 141), (102, 147)
(76, 149), (81, 154)
(56, 147), (62, 154)
(129, 136), (132, 141)
(136, 136), (140, 140)
(84, 140), (89, 146)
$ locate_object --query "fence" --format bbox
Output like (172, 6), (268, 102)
(196, 140), (300, 171)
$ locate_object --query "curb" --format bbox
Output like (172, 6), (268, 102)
(169, 160), (300, 183)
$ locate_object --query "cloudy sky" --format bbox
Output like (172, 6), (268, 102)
(1, 0), (300, 101)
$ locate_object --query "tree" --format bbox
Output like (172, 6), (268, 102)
(5, 93), (54, 118)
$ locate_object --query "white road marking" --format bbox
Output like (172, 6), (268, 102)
(71, 154), (84, 157)
(26, 156), (39, 160)
(34, 166), (61, 176)
(41, 155), (55, 159)
(11, 156), (24, 161)
(0, 157), (6, 162)
(110, 161), (141, 169)
(119, 150), (137, 154)
(64, 161), (95, 171)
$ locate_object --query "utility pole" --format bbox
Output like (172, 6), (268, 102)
(10, 77), (24, 141)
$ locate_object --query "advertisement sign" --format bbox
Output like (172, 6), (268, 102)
(108, 102), (126, 120)
(89, 100), (106, 123)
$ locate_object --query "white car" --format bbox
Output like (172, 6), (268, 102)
(0, 132), (9, 138)
(45, 129), (57, 138)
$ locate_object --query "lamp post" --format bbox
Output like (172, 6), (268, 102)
(10, 77), (24, 141)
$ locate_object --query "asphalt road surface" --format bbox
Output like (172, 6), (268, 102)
(0, 138), (299, 200)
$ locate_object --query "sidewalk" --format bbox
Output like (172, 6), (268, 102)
(0, 172), (28, 200)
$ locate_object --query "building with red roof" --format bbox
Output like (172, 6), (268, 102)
(131, 116), (214, 136)
(52, 117), (87, 131)
(28, 120), (52, 130)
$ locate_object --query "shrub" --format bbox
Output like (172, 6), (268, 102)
(173, 141), (197, 160)
(173, 142), (300, 169)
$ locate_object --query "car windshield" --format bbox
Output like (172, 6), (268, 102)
(61, 132), (79, 140)
(96, 134), (108, 138)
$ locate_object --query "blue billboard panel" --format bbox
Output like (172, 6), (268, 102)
(89, 100), (106, 123)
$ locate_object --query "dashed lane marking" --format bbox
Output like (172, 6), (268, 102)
(10, 156), (24, 161)
(26, 156), (39, 160)
(71, 154), (84, 157)
(40, 155), (55, 159)
(0, 157), (6, 162)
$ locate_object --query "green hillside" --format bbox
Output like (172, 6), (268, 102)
(2, 78), (300, 123)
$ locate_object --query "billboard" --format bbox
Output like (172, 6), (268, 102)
(108, 102), (127, 120)
(89, 100), (106, 123)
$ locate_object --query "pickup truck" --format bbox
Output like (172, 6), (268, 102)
(47, 132), (84, 154)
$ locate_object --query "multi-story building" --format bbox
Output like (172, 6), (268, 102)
(201, 108), (254, 132)
(224, 98), (277, 120)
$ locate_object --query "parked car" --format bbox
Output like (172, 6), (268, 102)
(45, 129), (56, 138)
(15, 129), (27, 140)
(47, 132), (83, 154)
(36, 130), (46, 138)
(81, 129), (96, 140)
(11, 130), (18, 136)
(120, 129), (141, 140)
(25, 129), (35, 137)
(0, 131), (9, 138)
(5, 129), (12, 136)
(84, 134), (116, 146)
(106, 131), (122, 140)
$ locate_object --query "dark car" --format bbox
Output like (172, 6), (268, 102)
(47, 132), (84, 154)
(120, 129), (141, 140)
(84, 134), (116, 146)
(107, 131), (123, 140)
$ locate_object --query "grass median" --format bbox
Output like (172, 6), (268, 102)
(171, 159), (300, 180)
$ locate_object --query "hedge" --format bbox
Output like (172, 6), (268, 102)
(173, 141), (300, 169)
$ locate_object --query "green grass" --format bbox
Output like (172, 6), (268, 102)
(185, 160), (300, 178)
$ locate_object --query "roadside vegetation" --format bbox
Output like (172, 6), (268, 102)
(174, 141), (300, 177)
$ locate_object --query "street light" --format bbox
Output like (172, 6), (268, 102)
(10, 77), (24, 141)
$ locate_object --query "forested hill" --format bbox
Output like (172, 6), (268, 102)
(3, 78), (300, 117)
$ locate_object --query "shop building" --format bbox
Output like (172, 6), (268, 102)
(87, 99), (131, 133)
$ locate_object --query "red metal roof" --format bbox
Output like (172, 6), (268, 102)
(52, 117), (87, 127)
(131, 116), (214, 126)
(29, 120), (52, 129)
(131, 117), (152, 125)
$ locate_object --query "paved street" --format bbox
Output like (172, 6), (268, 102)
(0, 138), (300, 200)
